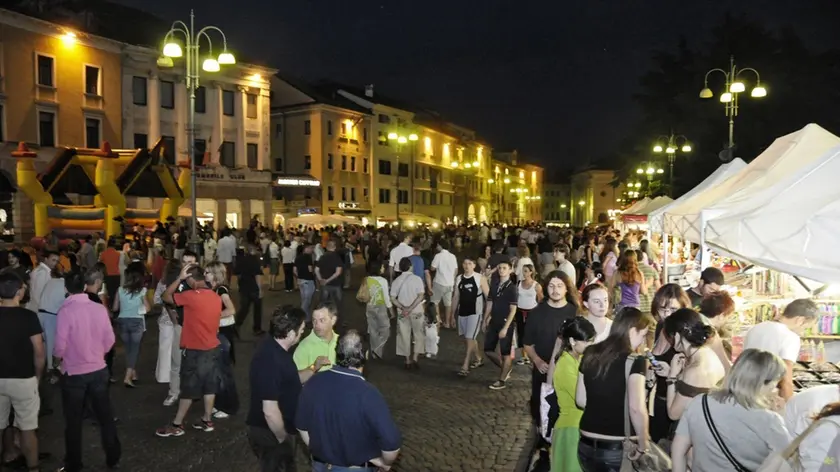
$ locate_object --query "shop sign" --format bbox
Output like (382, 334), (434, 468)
(276, 177), (320, 187)
(196, 170), (246, 181)
(297, 207), (318, 216)
(338, 201), (361, 209)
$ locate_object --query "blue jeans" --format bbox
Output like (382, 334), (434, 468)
(117, 318), (144, 369)
(299, 280), (315, 321)
(38, 311), (58, 370)
(320, 285), (343, 312)
(578, 438), (624, 472)
(312, 463), (374, 472)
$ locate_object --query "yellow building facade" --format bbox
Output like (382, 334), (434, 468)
(489, 151), (544, 224)
(0, 8), (124, 239)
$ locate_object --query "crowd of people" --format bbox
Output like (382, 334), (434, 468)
(0, 219), (839, 472)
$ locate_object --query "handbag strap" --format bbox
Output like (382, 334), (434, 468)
(780, 417), (840, 460)
(623, 355), (634, 439)
(701, 395), (750, 472)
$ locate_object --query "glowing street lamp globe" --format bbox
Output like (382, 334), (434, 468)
(163, 41), (183, 58)
(217, 51), (236, 65)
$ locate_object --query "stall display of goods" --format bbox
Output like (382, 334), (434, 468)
(792, 361), (840, 392)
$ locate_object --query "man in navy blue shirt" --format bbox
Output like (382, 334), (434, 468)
(246, 307), (306, 471)
(296, 330), (401, 471)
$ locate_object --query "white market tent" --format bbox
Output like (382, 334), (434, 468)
(648, 158), (748, 234)
(706, 143), (840, 284)
(635, 196), (674, 215)
(664, 124), (840, 245)
(622, 197), (651, 215)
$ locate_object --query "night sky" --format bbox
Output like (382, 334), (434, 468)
(116, 0), (836, 171)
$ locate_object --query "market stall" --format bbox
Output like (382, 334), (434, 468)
(648, 159), (748, 284)
(683, 124), (840, 366)
(664, 123), (840, 268)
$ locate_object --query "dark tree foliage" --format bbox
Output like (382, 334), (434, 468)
(615, 13), (840, 198)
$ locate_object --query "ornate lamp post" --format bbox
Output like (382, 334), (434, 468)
(700, 55), (767, 160)
(158, 10), (236, 243)
(652, 133), (691, 196)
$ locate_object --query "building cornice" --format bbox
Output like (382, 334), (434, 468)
(0, 7), (125, 54)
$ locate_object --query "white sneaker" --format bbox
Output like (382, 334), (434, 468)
(163, 394), (178, 406)
(212, 408), (230, 419)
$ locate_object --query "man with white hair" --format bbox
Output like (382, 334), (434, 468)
(297, 330), (401, 471)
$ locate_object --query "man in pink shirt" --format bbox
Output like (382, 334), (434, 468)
(54, 270), (121, 472)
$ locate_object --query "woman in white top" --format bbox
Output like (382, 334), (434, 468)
(513, 245), (534, 282)
(205, 261), (238, 419)
(515, 264), (543, 366)
(582, 284), (612, 343)
(38, 267), (67, 372)
(360, 261), (393, 359)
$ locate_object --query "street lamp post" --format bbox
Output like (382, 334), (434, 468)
(159, 10), (236, 244)
(634, 162), (665, 197)
(700, 55), (767, 159)
(387, 132), (418, 228)
(652, 133), (691, 196)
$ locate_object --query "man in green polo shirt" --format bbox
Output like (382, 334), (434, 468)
(294, 302), (337, 383)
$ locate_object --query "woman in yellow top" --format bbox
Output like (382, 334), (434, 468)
(549, 317), (596, 472)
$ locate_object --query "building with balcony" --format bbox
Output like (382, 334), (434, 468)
(543, 183), (571, 225)
(0, 7), (124, 239)
(490, 150), (544, 224)
(269, 77), (373, 226)
(122, 47), (277, 230)
(337, 85), (491, 226)
(569, 168), (623, 227)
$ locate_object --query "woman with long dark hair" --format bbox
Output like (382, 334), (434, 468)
(599, 237), (618, 282)
(112, 261), (150, 388)
(649, 284), (692, 442)
(515, 264), (543, 366)
(576, 307), (656, 471)
(549, 317), (596, 472)
(611, 250), (647, 311)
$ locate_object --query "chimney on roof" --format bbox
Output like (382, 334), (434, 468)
(365, 84), (374, 98)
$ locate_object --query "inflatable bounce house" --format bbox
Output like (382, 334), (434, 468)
(11, 138), (191, 242)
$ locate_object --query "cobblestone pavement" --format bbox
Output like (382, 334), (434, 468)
(32, 269), (534, 471)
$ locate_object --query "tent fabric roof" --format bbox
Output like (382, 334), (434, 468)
(622, 198), (651, 215)
(628, 196), (674, 216)
(664, 124), (840, 245)
(706, 143), (840, 284)
(649, 159), (748, 234)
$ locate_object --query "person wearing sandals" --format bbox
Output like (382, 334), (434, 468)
(548, 317), (596, 472)
(205, 262), (238, 420)
(515, 264), (543, 366)
(670, 349), (790, 472)
(360, 262), (393, 359)
(575, 307), (655, 471)
(451, 255), (489, 377)
(111, 262), (150, 389)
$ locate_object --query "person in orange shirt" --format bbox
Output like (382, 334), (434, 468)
(99, 239), (122, 309)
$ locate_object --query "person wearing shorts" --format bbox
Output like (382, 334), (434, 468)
(482, 261), (518, 391)
(451, 256), (489, 377)
(430, 240), (458, 328)
(0, 271), (45, 471)
(156, 264), (222, 438)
